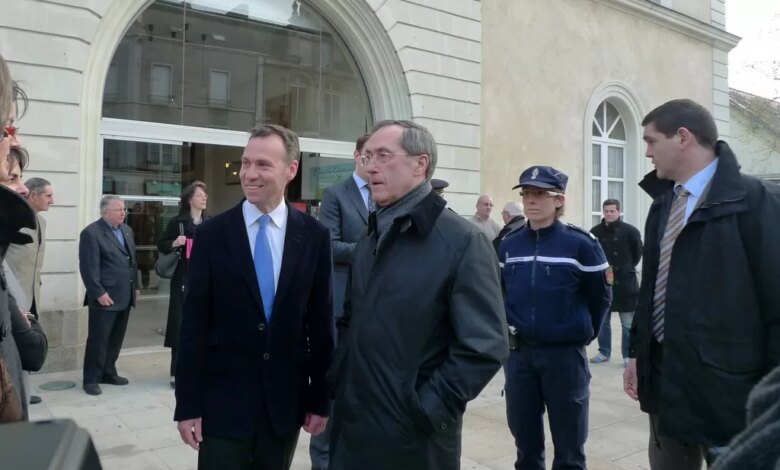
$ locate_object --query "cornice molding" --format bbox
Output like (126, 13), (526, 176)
(592, 0), (740, 51)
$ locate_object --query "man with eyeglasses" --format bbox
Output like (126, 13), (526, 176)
(78, 195), (140, 395)
(328, 120), (508, 470)
(499, 165), (611, 470)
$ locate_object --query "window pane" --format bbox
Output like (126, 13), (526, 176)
(104, 0), (373, 140)
(608, 181), (624, 205)
(608, 146), (624, 178)
(103, 140), (183, 197)
(209, 71), (230, 106)
(592, 144), (601, 177)
(610, 118), (626, 140)
(592, 120), (601, 137)
(151, 64), (173, 102)
(593, 102), (605, 131)
(606, 102), (620, 132)
(592, 179), (602, 212)
(592, 215), (602, 228)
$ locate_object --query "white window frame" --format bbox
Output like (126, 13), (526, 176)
(591, 101), (628, 227)
(582, 82), (648, 231)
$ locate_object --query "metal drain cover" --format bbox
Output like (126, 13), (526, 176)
(38, 380), (77, 391)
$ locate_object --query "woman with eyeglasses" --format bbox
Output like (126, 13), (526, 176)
(0, 54), (37, 423)
(499, 165), (611, 470)
(157, 181), (209, 389)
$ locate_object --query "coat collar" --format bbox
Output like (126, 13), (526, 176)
(367, 189), (446, 240)
(639, 140), (746, 206)
(639, 141), (749, 222)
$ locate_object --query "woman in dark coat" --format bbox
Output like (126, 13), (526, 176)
(158, 181), (208, 388)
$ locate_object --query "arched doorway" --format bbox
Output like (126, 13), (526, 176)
(91, 0), (390, 349)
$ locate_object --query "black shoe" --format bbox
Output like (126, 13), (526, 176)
(100, 375), (129, 386)
(83, 383), (102, 396)
(30, 395), (42, 404)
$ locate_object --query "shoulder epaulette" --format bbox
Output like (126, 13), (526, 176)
(566, 223), (597, 240)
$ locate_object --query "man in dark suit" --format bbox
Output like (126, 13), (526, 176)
(79, 195), (139, 396)
(175, 124), (334, 470)
(309, 134), (370, 470)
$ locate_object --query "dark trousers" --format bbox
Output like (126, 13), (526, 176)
(505, 345), (590, 470)
(83, 307), (130, 384)
(198, 406), (300, 470)
(648, 414), (706, 469)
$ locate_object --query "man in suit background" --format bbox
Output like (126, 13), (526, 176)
(309, 134), (370, 470)
(175, 124), (334, 470)
(6, 176), (54, 404)
(79, 195), (139, 396)
(6, 177), (53, 317)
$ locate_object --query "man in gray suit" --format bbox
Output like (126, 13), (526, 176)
(308, 133), (371, 470)
(79, 195), (139, 396)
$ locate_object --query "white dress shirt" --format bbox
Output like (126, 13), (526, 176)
(352, 172), (370, 210)
(243, 199), (288, 292)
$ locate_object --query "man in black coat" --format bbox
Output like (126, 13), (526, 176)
(79, 195), (139, 396)
(589, 198), (642, 366)
(329, 120), (508, 470)
(623, 99), (780, 469)
(175, 125), (334, 470)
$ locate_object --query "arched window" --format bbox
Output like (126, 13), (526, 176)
(590, 101), (628, 227)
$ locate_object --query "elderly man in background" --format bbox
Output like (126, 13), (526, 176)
(469, 194), (501, 239)
(79, 195), (139, 396)
(493, 201), (526, 256)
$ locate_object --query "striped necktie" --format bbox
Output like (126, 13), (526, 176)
(366, 184), (376, 213)
(650, 185), (690, 342)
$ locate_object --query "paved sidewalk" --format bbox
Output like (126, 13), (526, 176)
(28, 317), (650, 470)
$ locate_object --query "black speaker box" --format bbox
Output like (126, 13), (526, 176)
(0, 419), (102, 469)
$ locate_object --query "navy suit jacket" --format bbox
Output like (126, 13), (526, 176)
(78, 219), (138, 311)
(174, 200), (335, 439)
(318, 176), (368, 318)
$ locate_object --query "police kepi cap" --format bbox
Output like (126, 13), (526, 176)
(512, 166), (568, 191)
(431, 179), (449, 191)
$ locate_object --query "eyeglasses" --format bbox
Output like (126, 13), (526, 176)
(359, 151), (423, 167)
(520, 189), (564, 198)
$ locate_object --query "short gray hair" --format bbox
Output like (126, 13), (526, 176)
(502, 201), (524, 217)
(100, 195), (124, 214)
(25, 177), (51, 194)
(372, 120), (437, 179)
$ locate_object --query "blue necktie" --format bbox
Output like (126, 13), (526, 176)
(254, 215), (275, 322)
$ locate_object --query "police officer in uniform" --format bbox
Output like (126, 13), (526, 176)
(499, 166), (611, 470)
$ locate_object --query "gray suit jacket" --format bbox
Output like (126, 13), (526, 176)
(78, 219), (138, 312)
(319, 176), (368, 318)
(5, 214), (46, 312)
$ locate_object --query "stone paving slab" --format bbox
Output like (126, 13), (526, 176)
(27, 317), (650, 470)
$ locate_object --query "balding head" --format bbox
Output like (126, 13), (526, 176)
(476, 195), (494, 219)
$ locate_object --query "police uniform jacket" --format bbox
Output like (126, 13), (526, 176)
(631, 141), (780, 446)
(499, 220), (611, 346)
(590, 219), (642, 312)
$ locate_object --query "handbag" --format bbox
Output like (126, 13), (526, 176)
(155, 222), (184, 279)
